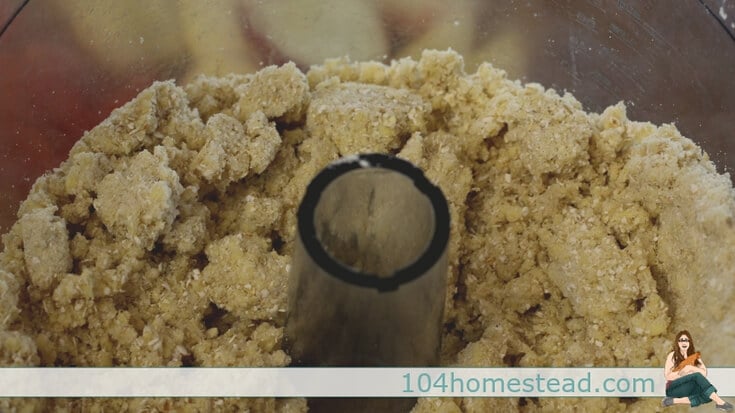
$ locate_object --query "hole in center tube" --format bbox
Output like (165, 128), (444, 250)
(313, 168), (435, 278)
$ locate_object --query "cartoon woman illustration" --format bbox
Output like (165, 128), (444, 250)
(662, 330), (732, 411)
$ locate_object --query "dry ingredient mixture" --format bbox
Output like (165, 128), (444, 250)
(1, 50), (734, 412)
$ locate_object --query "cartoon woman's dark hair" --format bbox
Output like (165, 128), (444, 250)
(672, 330), (700, 367)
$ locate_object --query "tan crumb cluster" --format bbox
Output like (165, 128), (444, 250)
(1, 50), (735, 412)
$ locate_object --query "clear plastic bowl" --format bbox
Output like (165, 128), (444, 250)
(1, 0), (734, 233)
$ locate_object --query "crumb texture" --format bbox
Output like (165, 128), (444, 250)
(2, 50), (734, 412)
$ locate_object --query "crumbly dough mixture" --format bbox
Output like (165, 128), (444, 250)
(2, 50), (735, 412)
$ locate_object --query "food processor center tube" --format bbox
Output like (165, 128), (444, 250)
(285, 153), (450, 411)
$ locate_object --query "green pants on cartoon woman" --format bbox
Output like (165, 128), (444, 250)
(666, 372), (715, 407)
